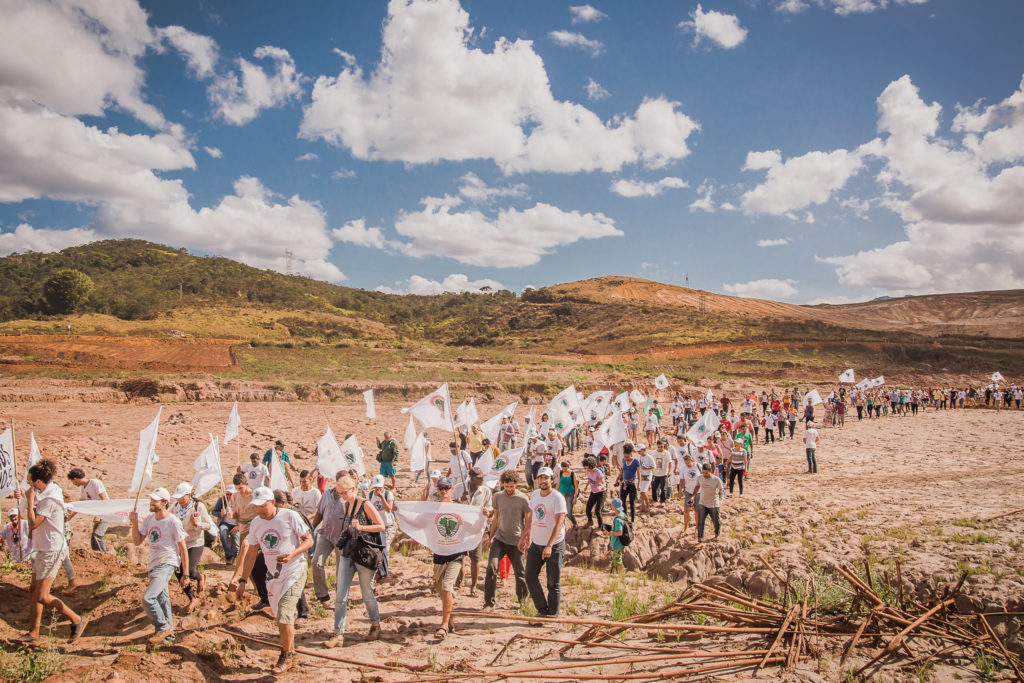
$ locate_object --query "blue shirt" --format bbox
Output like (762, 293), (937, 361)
(622, 459), (640, 483)
(263, 448), (290, 467)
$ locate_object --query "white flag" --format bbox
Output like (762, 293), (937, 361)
(654, 374), (670, 390)
(395, 501), (488, 556)
(705, 388), (714, 405)
(992, 371), (1005, 383)
(630, 389), (646, 405)
(402, 383), (455, 432)
(409, 432), (430, 472)
(129, 407), (162, 493)
(191, 434), (222, 498)
(595, 410), (629, 449)
(363, 389), (376, 419)
(224, 401), (241, 445)
(549, 401), (575, 439)
(481, 446), (524, 488)
(0, 428), (16, 499)
(268, 448), (289, 492)
(317, 426), (346, 481)
(454, 399), (479, 430)
(612, 392), (630, 413)
(20, 433), (42, 490)
(549, 385), (585, 424)
(803, 389), (824, 408)
(839, 369), (856, 384)
(870, 375), (886, 389)
(584, 391), (613, 420)
(66, 498), (150, 525)
(403, 417), (417, 450)
(340, 433), (366, 477)
(481, 401), (518, 445)
(686, 409), (721, 445)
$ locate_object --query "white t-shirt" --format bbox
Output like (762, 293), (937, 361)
(696, 475), (724, 508)
(804, 429), (819, 449)
(644, 415), (659, 432)
(369, 488), (395, 526)
(652, 449), (672, 477)
(242, 462), (270, 489)
(0, 519), (32, 561)
(681, 465), (702, 494)
(32, 483), (67, 552)
(529, 489), (567, 546)
(448, 450), (472, 480)
(140, 513), (187, 571)
(290, 486), (322, 518)
(247, 509), (309, 617)
(81, 479), (107, 500)
(530, 441), (548, 465)
(639, 454), (656, 481)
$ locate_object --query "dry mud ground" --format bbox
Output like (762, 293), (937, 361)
(1, 401), (1023, 682)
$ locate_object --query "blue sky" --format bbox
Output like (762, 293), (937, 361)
(1, 0), (1022, 303)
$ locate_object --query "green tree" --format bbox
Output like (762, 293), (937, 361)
(42, 268), (94, 314)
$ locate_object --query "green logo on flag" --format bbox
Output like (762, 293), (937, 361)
(435, 513), (461, 538)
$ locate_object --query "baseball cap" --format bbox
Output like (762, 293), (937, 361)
(251, 486), (274, 505)
(371, 475), (385, 488)
(611, 498), (624, 511)
(7, 508), (18, 517)
(149, 487), (171, 502)
(437, 477), (453, 489)
(226, 484), (237, 494)
(172, 482), (193, 498)
(430, 469), (442, 479)
(537, 466), (554, 478)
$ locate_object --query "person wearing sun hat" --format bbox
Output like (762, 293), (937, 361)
(170, 482), (214, 613)
(130, 486), (188, 645)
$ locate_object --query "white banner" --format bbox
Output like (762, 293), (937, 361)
(317, 426), (345, 481)
(395, 501), (488, 556)
(403, 416), (417, 450)
(66, 498), (149, 525)
(686, 409), (721, 445)
(992, 371), (1005, 383)
(224, 401), (241, 445)
(803, 389), (824, 408)
(630, 389), (646, 405)
(129, 407), (162, 494)
(549, 385), (586, 426)
(584, 391), (613, 420)
(409, 432), (430, 472)
(0, 428), (16, 499)
(340, 433), (366, 477)
(548, 401), (575, 439)
(654, 374), (670, 390)
(191, 433), (222, 497)
(612, 392), (630, 413)
(838, 368), (855, 383)
(481, 401), (518, 445)
(402, 383), (455, 432)
(363, 389), (376, 419)
(595, 410), (628, 449)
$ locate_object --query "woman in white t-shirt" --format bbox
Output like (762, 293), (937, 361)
(171, 483), (214, 613)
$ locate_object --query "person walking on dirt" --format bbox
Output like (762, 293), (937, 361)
(170, 483), (214, 614)
(679, 454), (701, 534)
(695, 464), (723, 543)
(130, 486), (188, 645)
(376, 431), (400, 490)
(484, 470), (531, 609)
(524, 467), (567, 617)
(67, 467), (110, 552)
(432, 477), (461, 639)
(615, 444), (639, 521)
(262, 440), (295, 489)
(803, 421), (820, 474)
(240, 452), (270, 489)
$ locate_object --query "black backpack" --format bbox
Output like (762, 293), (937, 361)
(618, 513), (633, 547)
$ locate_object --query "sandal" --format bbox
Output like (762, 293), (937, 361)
(434, 626), (448, 640)
(448, 618), (456, 633)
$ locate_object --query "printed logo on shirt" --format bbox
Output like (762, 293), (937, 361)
(534, 504), (547, 521)
(434, 513), (462, 543)
(262, 530), (281, 550)
(149, 528), (161, 544)
(249, 471), (258, 480)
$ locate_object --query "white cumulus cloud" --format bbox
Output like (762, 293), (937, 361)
(295, 152), (319, 162)
(740, 148), (864, 215)
(689, 180), (715, 212)
(204, 146), (223, 158)
(377, 274), (505, 295)
(610, 176), (688, 198)
(457, 173), (528, 202)
(0, 223), (97, 256)
(548, 30), (604, 57)
(333, 219), (399, 251)
(158, 25), (218, 79)
(570, 5), (607, 24)
(680, 5), (748, 50)
(775, 0), (929, 16)
(299, 0), (698, 174)
(723, 278), (798, 299)
(208, 46), (303, 125)
(585, 78), (610, 101)
(756, 238), (789, 247)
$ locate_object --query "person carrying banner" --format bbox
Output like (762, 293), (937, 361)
(67, 467), (110, 552)
(262, 440), (295, 488)
(523, 466), (567, 617)
(483, 470), (530, 609)
(0, 508), (31, 562)
(376, 431), (400, 490)
(130, 486), (187, 645)
(170, 483), (214, 613)
(432, 477), (461, 639)
(236, 486), (313, 674)
(14, 460), (87, 643)
(211, 484), (239, 563)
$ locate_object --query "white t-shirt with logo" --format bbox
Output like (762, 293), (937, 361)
(652, 449), (672, 477)
(140, 513), (187, 571)
(681, 465), (702, 494)
(247, 509), (309, 617)
(242, 462), (270, 488)
(639, 454), (656, 481)
(81, 479), (107, 500)
(529, 489), (567, 547)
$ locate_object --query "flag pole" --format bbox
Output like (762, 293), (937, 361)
(10, 419), (17, 486)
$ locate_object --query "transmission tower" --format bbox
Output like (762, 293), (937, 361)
(284, 249), (294, 275)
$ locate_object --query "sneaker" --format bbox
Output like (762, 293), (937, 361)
(69, 617), (88, 642)
(367, 623), (381, 641)
(271, 651), (296, 674)
(148, 629), (174, 645)
(323, 634), (345, 648)
(251, 600), (269, 611)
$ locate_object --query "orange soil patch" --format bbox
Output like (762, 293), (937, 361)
(576, 339), (885, 363)
(0, 334), (241, 372)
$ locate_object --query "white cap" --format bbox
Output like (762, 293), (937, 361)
(172, 482), (193, 499)
(7, 508), (18, 517)
(149, 487), (171, 502)
(358, 480), (370, 491)
(371, 475), (385, 488)
(251, 486), (274, 505)
(430, 469), (442, 479)
(537, 466), (554, 478)
(226, 484), (237, 494)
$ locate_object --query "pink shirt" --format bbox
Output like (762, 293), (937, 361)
(587, 468), (606, 493)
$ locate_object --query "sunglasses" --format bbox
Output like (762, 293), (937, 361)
(437, 486), (452, 492)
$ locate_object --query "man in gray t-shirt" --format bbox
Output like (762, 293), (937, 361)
(695, 463), (723, 542)
(483, 470), (531, 608)
(309, 474), (351, 603)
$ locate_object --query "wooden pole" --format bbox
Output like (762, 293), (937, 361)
(454, 610), (774, 633)
(218, 628), (409, 672)
(856, 598), (955, 676)
(977, 614), (1024, 682)
(510, 633), (770, 657)
(838, 610), (874, 671)
(980, 507), (1024, 522)
(757, 604), (798, 672)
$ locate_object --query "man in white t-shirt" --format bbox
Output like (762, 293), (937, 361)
(650, 440), (673, 504)
(289, 470), (322, 519)
(522, 467), (566, 617)
(68, 467), (110, 552)
(130, 486), (188, 645)
(446, 442), (473, 499)
(16, 460), (86, 643)
(637, 445), (655, 514)
(695, 464), (724, 542)
(236, 486), (313, 674)
(803, 421), (820, 474)
(0, 508), (31, 562)
(679, 454), (702, 534)
(240, 452), (270, 489)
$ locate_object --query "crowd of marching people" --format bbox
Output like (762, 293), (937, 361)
(2, 375), (1018, 673)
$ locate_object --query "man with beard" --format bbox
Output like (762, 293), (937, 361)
(523, 467), (567, 617)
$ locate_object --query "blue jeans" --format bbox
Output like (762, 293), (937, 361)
(697, 504), (721, 540)
(334, 554), (380, 634)
(143, 563), (176, 632)
(525, 540), (565, 617)
(312, 533), (339, 601)
(218, 522), (238, 561)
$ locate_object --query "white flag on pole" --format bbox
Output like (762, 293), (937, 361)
(340, 433), (366, 477)
(686, 409), (721, 445)
(402, 383), (455, 432)
(317, 426), (346, 481)
(584, 391), (613, 420)
(480, 446), (524, 488)
(129, 407), (162, 493)
(838, 369), (856, 384)
(705, 388), (714, 405)
(224, 402), (241, 445)
(403, 417), (417, 450)
(549, 401), (575, 439)
(595, 410), (628, 449)
(20, 433), (42, 490)
(654, 374), (670, 390)
(409, 432), (430, 472)
(992, 371), (1005, 383)
(363, 389), (376, 419)
(870, 375), (886, 388)
(630, 389), (646, 405)
(191, 434), (222, 498)
(803, 389), (824, 408)
(612, 392), (630, 413)
(454, 399), (479, 430)
(0, 428), (16, 499)
(395, 501), (488, 556)
(268, 448), (289, 492)
(549, 385), (586, 424)
(66, 498), (150, 525)
(481, 401), (518, 445)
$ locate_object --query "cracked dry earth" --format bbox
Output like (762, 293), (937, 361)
(0, 401), (1022, 681)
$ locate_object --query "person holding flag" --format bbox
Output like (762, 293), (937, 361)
(262, 440), (295, 489)
(170, 483), (214, 614)
(430, 477), (461, 639)
(130, 486), (188, 645)
(14, 460), (87, 643)
(67, 467), (110, 552)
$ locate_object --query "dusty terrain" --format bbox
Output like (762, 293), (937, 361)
(1, 395), (1023, 681)
(0, 334), (240, 372)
